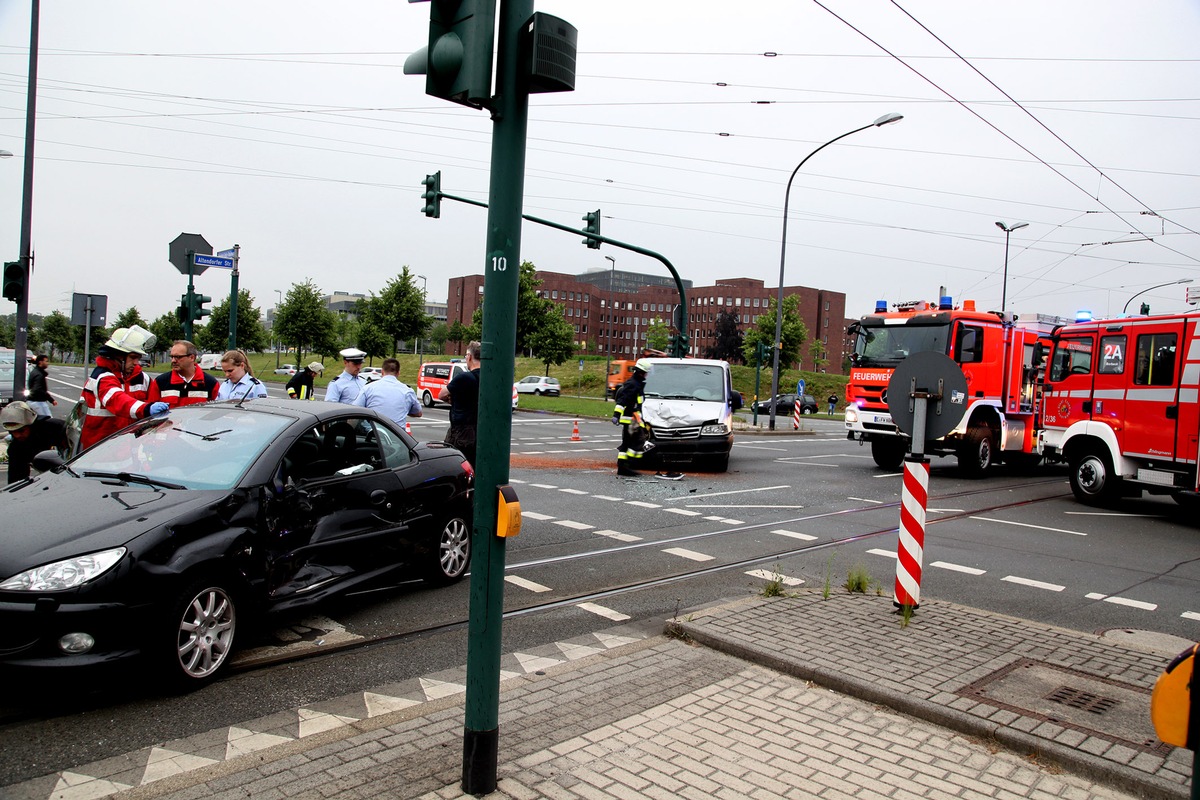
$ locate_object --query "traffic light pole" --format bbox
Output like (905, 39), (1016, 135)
(227, 245), (240, 349)
(183, 259), (195, 342)
(11, 0), (39, 398)
(461, 0), (530, 793)
(436, 191), (690, 355)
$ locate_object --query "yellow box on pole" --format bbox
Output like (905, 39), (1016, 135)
(496, 484), (521, 538)
(1152, 643), (1196, 749)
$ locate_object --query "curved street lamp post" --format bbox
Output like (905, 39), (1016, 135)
(768, 113), (903, 430)
(994, 221), (1028, 313)
(1122, 278), (1192, 315)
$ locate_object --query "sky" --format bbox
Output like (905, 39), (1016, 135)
(1, 0), (1198, 330)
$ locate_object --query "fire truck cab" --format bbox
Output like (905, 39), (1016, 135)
(844, 296), (1061, 476)
(1037, 311), (1200, 507)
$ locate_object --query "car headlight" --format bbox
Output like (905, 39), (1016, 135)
(0, 547), (126, 592)
(844, 408), (858, 423)
(701, 423), (729, 435)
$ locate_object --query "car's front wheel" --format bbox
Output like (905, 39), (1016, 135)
(426, 511), (471, 585)
(160, 577), (239, 689)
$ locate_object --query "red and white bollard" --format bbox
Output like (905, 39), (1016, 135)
(792, 403), (800, 430)
(894, 456), (929, 609)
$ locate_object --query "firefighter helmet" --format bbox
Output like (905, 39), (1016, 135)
(102, 325), (156, 357)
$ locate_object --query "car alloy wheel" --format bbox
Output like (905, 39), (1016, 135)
(428, 514), (471, 584)
(172, 580), (237, 683)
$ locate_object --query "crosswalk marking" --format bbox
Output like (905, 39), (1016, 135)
(662, 547), (714, 562)
(553, 519), (594, 530)
(772, 529), (817, 541)
(930, 561), (986, 576)
(505, 575), (552, 593)
(595, 529), (641, 542)
(746, 569), (804, 586)
(1002, 576), (1065, 592)
(576, 602), (630, 621)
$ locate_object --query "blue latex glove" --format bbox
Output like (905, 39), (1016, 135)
(611, 413), (621, 425)
(149, 401), (170, 416)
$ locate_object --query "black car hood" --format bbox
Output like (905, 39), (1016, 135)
(0, 474), (229, 576)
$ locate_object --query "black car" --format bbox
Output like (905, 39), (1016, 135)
(752, 393), (818, 416)
(0, 399), (474, 689)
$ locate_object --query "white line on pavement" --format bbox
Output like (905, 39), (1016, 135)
(689, 504), (805, 509)
(930, 561), (986, 576)
(558, 488), (588, 495)
(969, 517), (1087, 536)
(1002, 576), (1065, 592)
(1183, 611), (1200, 621)
(745, 569), (804, 586)
(873, 472), (903, 478)
(595, 529), (641, 542)
(552, 520), (594, 530)
(576, 602), (630, 621)
(662, 547), (714, 562)
(664, 508), (703, 516)
(773, 460), (839, 468)
(591, 495), (624, 502)
(667, 485), (789, 502)
(1064, 511), (1164, 517)
(847, 496), (883, 504)
(772, 529), (817, 541)
(733, 444), (790, 452)
(504, 575), (551, 593)
(522, 512), (555, 521)
(1085, 592), (1157, 611)
(867, 548), (897, 559)
(529, 484), (558, 489)
(626, 501), (661, 509)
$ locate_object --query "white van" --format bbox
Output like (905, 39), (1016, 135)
(640, 358), (742, 472)
(198, 353), (222, 371)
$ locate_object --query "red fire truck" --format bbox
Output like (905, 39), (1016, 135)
(844, 296), (1066, 476)
(1037, 310), (1200, 507)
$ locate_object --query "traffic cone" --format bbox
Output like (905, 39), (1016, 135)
(405, 420), (412, 435)
(571, 419), (581, 442)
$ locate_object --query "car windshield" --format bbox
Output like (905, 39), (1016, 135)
(545, 378), (559, 385)
(72, 408), (292, 490)
(644, 364), (725, 401)
(852, 322), (950, 366)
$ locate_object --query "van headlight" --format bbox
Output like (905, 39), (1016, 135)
(0, 547), (126, 592)
(701, 423), (729, 435)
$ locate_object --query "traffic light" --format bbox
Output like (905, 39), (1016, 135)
(193, 293), (212, 322)
(176, 295), (189, 324)
(1140, 302), (1151, 316)
(672, 331), (689, 359)
(3, 260), (25, 303)
(582, 209), (601, 249)
(754, 341), (769, 366)
(421, 172), (442, 218)
(424, 0), (497, 108)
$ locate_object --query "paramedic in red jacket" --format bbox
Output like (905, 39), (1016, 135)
(147, 339), (219, 408)
(79, 325), (170, 451)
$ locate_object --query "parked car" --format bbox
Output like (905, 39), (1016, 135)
(361, 366), (383, 383)
(274, 363), (297, 376)
(0, 399), (474, 689)
(752, 393), (818, 416)
(515, 375), (561, 396)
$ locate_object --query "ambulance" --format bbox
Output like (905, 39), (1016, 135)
(1037, 310), (1200, 507)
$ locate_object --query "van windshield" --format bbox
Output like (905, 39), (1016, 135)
(644, 364), (725, 402)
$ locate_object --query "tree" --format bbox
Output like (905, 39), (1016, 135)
(707, 309), (744, 362)
(809, 338), (829, 373)
(526, 308), (576, 374)
(426, 321), (449, 351)
(149, 312), (185, 359)
(40, 310), (74, 361)
(274, 280), (337, 362)
(646, 317), (670, 353)
(367, 268), (429, 356)
(741, 294), (808, 369)
(113, 307), (148, 330)
(197, 289), (267, 354)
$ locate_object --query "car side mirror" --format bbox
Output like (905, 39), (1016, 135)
(32, 449), (65, 473)
(730, 391), (743, 411)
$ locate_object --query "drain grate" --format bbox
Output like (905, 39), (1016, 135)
(1045, 685), (1119, 715)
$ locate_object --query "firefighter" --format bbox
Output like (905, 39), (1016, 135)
(612, 358), (680, 479)
(79, 325), (169, 451)
(286, 362), (325, 400)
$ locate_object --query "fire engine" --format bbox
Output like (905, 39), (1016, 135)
(844, 296), (1067, 476)
(1037, 309), (1200, 507)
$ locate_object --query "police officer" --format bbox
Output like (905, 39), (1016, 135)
(286, 362), (325, 400)
(324, 348), (367, 405)
(217, 349), (268, 401)
(353, 358), (422, 427)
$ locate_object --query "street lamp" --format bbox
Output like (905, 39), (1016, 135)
(274, 288), (283, 368)
(1122, 278), (1192, 315)
(604, 255), (616, 384)
(0, 150), (12, 158)
(416, 274), (428, 367)
(994, 221), (1029, 313)
(769, 112), (903, 430)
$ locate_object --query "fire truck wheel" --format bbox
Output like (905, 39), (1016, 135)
(870, 438), (906, 470)
(958, 426), (996, 478)
(1069, 449), (1120, 507)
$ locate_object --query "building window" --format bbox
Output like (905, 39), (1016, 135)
(642, 303), (649, 311)
(753, 298), (760, 308)
(551, 290), (558, 299)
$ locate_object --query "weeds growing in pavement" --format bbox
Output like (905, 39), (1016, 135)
(843, 564), (871, 594)
(899, 603), (915, 628)
(760, 566), (787, 598)
(821, 553), (835, 600)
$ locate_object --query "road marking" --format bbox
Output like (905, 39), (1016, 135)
(774, 459), (839, 468)
(577, 602), (630, 621)
(529, 483), (558, 489)
(558, 488), (588, 495)
(626, 501), (661, 509)
(663, 547), (714, 562)
(1085, 592), (1157, 611)
(664, 508), (703, 516)
(524, 451), (545, 455)
(719, 518), (743, 525)
(1065, 511), (1164, 517)
(927, 508), (964, 513)
(1002, 576), (1065, 592)
(522, 511), (555, 521)
(505, 575), (551, 593)
(867, 548), (897, 558)
(930, 561), (986, 576)
(591, 495), (624, 502)
(703, 515), (725, 522)
(1183, 611), (1200, 622)
(847, 496), (882, 504)
(595, 529), (641, 542)
(553, 520), (594, 530)
(969, 517), (1087, 536)
(669, 485), (789, 502)
(746, 569), (804, 586)
(772, 529), (817, 541)
(689, 504), (805, 509)
(873, 472), (903, 478)
(734, 444), (790, 452)
(508, 479), (527, 484)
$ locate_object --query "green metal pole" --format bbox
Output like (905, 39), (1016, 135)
(184, 257), (194, 342)
(228, 244), (240, 350)
(461, 0), (530, 793)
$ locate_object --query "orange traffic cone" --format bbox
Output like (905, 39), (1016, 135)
(571, 419), (581, 442)
(405, 420), (412, 435)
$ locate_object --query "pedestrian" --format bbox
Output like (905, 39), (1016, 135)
(148, 340), (219, 408)
(2, 401), (67, 483)
(26, 353), (57, 418)
(438, 341), (480, 465)
(79, 325), (169, 451)
(613, 358), (680, 480)
(324, 348), (367, 405)
(216, 349), (268, 401)
(286, 362), (325, 400)
(828, 393), (838, 415)
(354, 357), (422, 427)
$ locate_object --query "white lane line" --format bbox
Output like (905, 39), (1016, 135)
(928, 508), (965, 513)
(591, 495), (623, 502)
(772, 529), (817, 541)
(669, 485), (789, 502)
(969, 516), (1087, 537)
(847, 496), (882, 504)
(1183, 611), (1200, 622)
(1086, 592), (1106, 600)
(873, 472), (903, 478)
(746, 569), (804, 586)
(719, 518), (743, 525)
(689, 504), (804, 509)
(529, 483), (558, 489)
(867, 548), (897, 559)
(662, 547), (714, 562)
(664, 508), (703, 517)
(558, 488), (588, 495)
(734, 444), (790, 452)
(508, 479), (527, 484)
(930, 561), (986, 576)
(577, 602), (630, 621)
(626, 501), (661, 509)
(1002, 576), (1065, 592)
(1065, 511), (1164, 518)
(553, 520), (594, 531)
(1086, 592), (1157, 611)
(595, 529), (641, 542)
(703, 516), (725, 522)
(524, 451), (545, 455)
(522, 511), (555, 521)
(774, 459), (839, 468)
(505, 575), (551, 593)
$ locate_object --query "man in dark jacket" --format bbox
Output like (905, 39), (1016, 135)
(287, 362), (325, 400)
(26, 354), (57, 418)
(3, 401), (66, 483)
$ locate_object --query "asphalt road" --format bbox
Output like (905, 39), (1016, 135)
(1, 370), (1198, 786)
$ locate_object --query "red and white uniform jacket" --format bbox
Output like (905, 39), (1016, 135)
(79, 356), (152, 451)
(148, 369), (219, 408)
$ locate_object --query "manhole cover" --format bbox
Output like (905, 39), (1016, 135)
(961, 659), (1163, 752)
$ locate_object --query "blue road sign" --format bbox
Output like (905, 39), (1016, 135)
(797, 379), (806, 396)
(193, 254), (234, 269)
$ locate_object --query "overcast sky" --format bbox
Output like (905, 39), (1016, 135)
(1, 0), (1198, 330)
